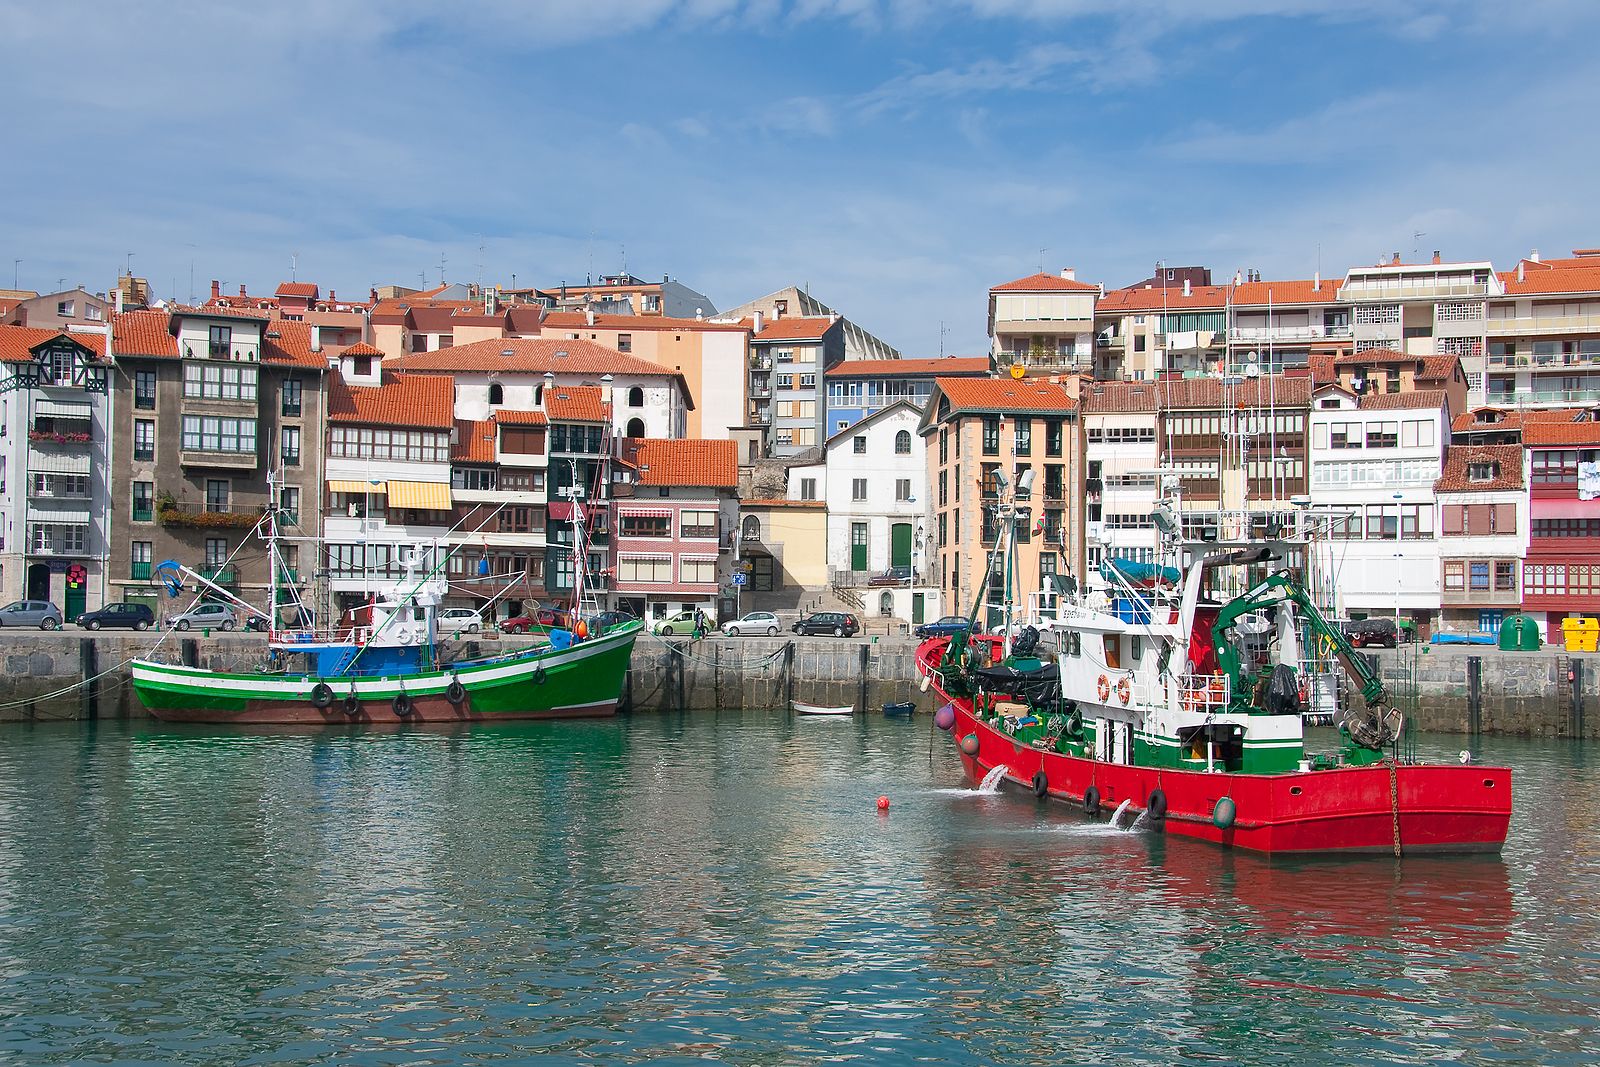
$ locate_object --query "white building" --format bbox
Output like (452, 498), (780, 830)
(1307, 385), (1449, 633)
(1433, 444), (1529, 635)
(0, 327), (112, 616)
(1081, 381), (1162, 590)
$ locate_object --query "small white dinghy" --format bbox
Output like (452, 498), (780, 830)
(792, 700), (855, 716)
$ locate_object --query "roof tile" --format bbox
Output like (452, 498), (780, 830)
(1435, 445), (1525, 493)
(328, 373), (454, 429)
(991, 272), (1100, 293)
(112, 310), (178, 357)
(545, 385), (608, 423)
(0, 325), (107, 364)
(752, 317), (838, 342)
(824, 356), (990, 378)
(936, 376), (1077, 414)
(623, 438), (738, 488)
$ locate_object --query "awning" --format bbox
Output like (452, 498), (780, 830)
(1532, 500), (1600, 519)
(387, 480), (452, 509)
(327, 479), (387, 495)
(26, 504), (91, 523)
(27, 452), (92, 474)
(33, 399), (92, 419)
(619, 507), (673, 519)
(547, 501), (574, 521)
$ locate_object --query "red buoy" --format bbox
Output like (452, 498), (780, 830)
(877, 795), (890, 811)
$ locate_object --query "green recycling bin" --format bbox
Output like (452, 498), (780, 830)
(1498, 614), (1542, 651)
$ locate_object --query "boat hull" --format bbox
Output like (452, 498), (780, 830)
(132, 626), (639, 725)
(944, 700), (1511, 855)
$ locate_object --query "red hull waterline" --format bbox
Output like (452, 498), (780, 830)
(945, 702), (1511, 855)
(146, 697), (618, 725)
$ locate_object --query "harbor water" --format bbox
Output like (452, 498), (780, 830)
(0, 714), (1595, 1065)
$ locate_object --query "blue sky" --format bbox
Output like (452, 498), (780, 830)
(4, 0), (1599, 356)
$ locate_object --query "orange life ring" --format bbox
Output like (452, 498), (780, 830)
(1116, 677), (1131, 705)
(1097, 675), (1111, 703)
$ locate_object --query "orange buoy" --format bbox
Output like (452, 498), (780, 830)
(575, 619), (589, 639)
(877, 795), (891, 811)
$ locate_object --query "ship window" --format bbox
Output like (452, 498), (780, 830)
(1068, 631), (1081, 657)
(1131, 635), (1143, 661)
(1104, 634), (1121, 669)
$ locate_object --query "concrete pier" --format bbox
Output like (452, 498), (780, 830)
(0, 631), (1596, 739)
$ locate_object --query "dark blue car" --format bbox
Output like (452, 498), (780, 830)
(914, 615), (972, 639)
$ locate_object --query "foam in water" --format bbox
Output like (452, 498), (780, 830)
(978, 765), (1008, 793)
(1129, 810), (1148, 831)
(1109, 798), (1132, 827)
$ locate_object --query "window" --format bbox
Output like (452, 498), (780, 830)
(58, 299), (74, 316)
(281, 426), (301, 466)
(896, 479), (912, 501)
(680, 558), (717, 584)
(800, 478), (817, 501)
(618, 334), (633, 353)
(208, 324), (232, 359)
(982, 417), (1000, 455)
(680, 509), (718, 539)
(204, 538), (228, 569)
(1014, 418), (1032, 454)
(1495, 561), (1516, 592)
(353, 356), (373, 376)
(854, 435), (867, 454)
(1532, 450), (1580, 484)
(279, 486), (300, 526)
(1365, 422), (1399, 449)
(939, 429), (948, 464)
(1329, 422), (1360, 449)
(326, 426), (447, 462)
(938, 470), (947, 507)
(776, 374), (793, 389)
(282, 376), (303, 416)
(1444, 561), (1464, 591)
(1468, 461), (1498, 482)
(181, 416), (257, 454)
(183, 362), (259, 401)
(131, 541), (152, 581)
(852, 478), (868, 501)
(1533, 518), (1600, 538)
(895, 429), (911, 455)
(132, 481), (153, 522)
(206, 480), (230, 513)
(487, 382), (504, 405)
(801, 374), (815, 388)
(939, 512), (947, 547)
(1469, 561), (1490, 591)
(454, 468), (497, 491)
(1045, 419), (1062, 457)
(134, 370), (156, 409)
(133, 419), (155, 461)
(618, 556), (673, 582)
(627, 386), (644, 406)
(619, 513), (671, 538)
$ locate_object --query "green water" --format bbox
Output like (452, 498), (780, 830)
(0, 714), (1595, 1066)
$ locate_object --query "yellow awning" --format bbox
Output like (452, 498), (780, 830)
(387, 480), (452, 510)
(327, 480), (387, 495)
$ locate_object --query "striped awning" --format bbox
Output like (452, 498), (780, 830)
(387, 480), (452, 509)
(619, 507), (673, 519)
(28, 452), (92, 474)
(27, 504), (91, 523)
(327, 479), (387, 495)
(33, 399), (92, 419)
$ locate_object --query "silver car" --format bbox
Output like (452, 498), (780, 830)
(165, 602), (239, 631)
(0, 600), (63, 630)
(723, 611), (781, 637)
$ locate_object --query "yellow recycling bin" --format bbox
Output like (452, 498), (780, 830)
(1580, 617), (1600, 653)
(1561, 616), (1588, 652)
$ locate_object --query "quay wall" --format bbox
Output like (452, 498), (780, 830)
(0, 632), (1596, 740)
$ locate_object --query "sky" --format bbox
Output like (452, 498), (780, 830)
(4, 0), (1600, 356)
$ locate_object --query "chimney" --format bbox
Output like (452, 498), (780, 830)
(600, 373), (614, 408)
(114, 287), (123, 315)
(311, 325), (322, 353)
(1182, 279), (1191, 297)
(828, 310), (839, 325)
(1061, 267), (1076, 281)
(1313, 271), (1321, 291)
(1392, 251), (1401, 265)
(370, 287), (378, 303)
(239, 284), (247, 297)
(585, 306), (594, 326)
(1530, 248), (1541, 262)
(210, 279), (220, 300)
(1517, 261), (1526, 283)
(328, 289), (335, 302)
(663, 274), (669, 283)
(752, 311), (763, 333)
(1233, 271), (1243, 286)
(1432, 250), (1441, 265)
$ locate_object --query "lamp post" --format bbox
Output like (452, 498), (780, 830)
(1393, 491), (1405, 627)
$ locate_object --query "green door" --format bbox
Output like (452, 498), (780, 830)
(891, 523), (913, 569)
(851, 523), (868, 571)
(912, 592), (925, 625)
(65, 579), (86, 620)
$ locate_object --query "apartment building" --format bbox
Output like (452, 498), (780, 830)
(108, 308), (327, 619)
(3, 288), (112, 332)
(749, 315), (845, 457)
(446, 411), (549, 623)
(822, 356), (989, 435)
(1521, 412), (1600, 641)
(718, 286), (901, 361)
(1434, 445), (1528, 634)
(1308, 386), (1449, 634)
(988, 270), (1100, 374)
(1323, 349), (1469, 414)
(612, 438), (739, 622)
(1485, 251), (1600, 407)
(528, 273), (717, 319)
(0, 327), (111, 615)
(921, 376), (1083, 629)
(1080, 381), (1162, 587)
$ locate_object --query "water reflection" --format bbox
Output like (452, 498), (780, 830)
(0, 716), (1593, 1065)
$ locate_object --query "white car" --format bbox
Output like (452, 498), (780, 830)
(723, 611), (781, 637)
(439, 607), (484, 635)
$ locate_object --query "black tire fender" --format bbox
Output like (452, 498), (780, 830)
(392, 691), (414, 717)
(343, 691), (361, 718)
(310, 683), (335, 709)
(446, 677), (467, 705)
(1147, 788), (1168, 822)
(1083, 785), (1101, 816)
(1031, 770), (1049, 799)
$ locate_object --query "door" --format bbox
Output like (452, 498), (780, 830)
(891, 523), (913, 569)
(753, 556), (775, 592)
(26, 563), (50, 602)
(851, 523), (868, 572)
(64, 580), (86, 620)
(912, 592), (925, 625)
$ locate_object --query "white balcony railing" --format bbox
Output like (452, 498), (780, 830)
(1228, 324), (1352, 343)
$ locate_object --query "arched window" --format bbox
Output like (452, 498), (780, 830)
(879, 591), (893, 616)
(626, 417), (646, 437)
(487, 382), (504, 405)
(534, 385), (543, 405)
(627, 386), (644, 407)
(742, 516), (761, 542)
(894, 429), (912, 454)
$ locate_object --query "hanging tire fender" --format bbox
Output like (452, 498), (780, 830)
(1031, 770), (1049, 798)
(446, 676), (467, 706)
(1083, 784), (1101, 816)
(343, 691), (361, 718)
(310, 682), (334, 709)
(392, 691), (413, 717)
(1146, 788), (1168, 822)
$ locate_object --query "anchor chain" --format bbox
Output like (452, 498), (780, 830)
(1387, 758), (1402, 858)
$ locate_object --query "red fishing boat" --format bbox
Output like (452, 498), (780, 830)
(919, 475), (1511, 856)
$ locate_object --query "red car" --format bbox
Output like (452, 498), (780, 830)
(500, 606), (571, 634)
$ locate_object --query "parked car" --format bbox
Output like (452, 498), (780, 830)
(656, 610), (714, 637)
(792, 611), (860, 637)
(586, 610), (636, 632)
(500, 606), (571, 634)
(76, 602), (156, 631)
(867, 566), (914, 587)
(914, 615), (972, 640)
(723, 611), (781, 637)
(165, 602), (239, 631)
(439, 607), (484, 635)
(1344, 617), (1399, 649)
(0, 600), (63, 630)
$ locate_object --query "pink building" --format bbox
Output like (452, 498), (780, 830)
(610, 439), (739, 621)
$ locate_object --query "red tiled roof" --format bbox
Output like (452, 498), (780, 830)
(387, 336), (679, 379)
(1524, 418), (1600, 447)
(0, 325), (107, 364)
(1498, 267), (1600, 296)
(935, 376), (1077, 414)
(1097, 285), (1230, 313)
(1082, 380), (1163, 413)
(624, 438), (738, 488)
(112, 310), (178, 357)
(1358, 389), (1446, 411)
(1151, 375), (1313, 409)
(1418, 355), (1461, 382)
(991, 272), (1100, 293)
(1232, 279), (1341, 305)
(1309, 353), (1337, 385)
(1333, 348), (1411, 365)
(1451, 407), (1587, 436)
(328, 373), (454, 429)
(275, 282), (318, 299)
(172, 304), (273, 322)
(495, 408), (547, 426)
(824, 356), (991, 378)
(1435, 445), (1525, 493)
(543, 311), (748, 333)
(545, 385), (608, 423)
(341, 341), (384, 357)
(752, 317), (837, 342)
(260, 319), (328, 369)
(453, 418), (497, 464)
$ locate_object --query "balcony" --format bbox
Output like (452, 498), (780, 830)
(200, 567), (237, 586)
(1441, 586), (1518, 607)
(28, 481), (91, 502)
(1486, 387), (1600, 406)
(1341, 280), (1490, 301)
(132, 504), (154, 522)
(750, 356), (772, 370)
(157, 502), (263, 530)
(1485, 313), (1600, 337)
(179, 447), (259, 470)
(29, 541), (87, 558)
(751, 385), (771, 398)
(1228, 324), (1352, 344)
(182, 341), (261, 363)
(131, 561), (152, 581)
(1488, 350), (1600, 371)
(28, 426), (92, 446)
